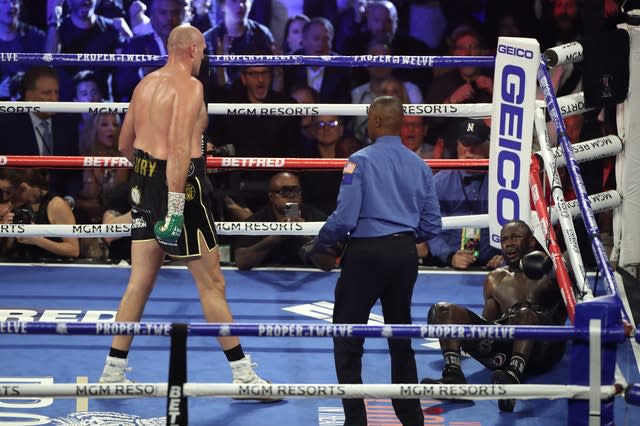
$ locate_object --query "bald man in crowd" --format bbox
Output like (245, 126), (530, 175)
(305, 96), (441, 425)
(98, 25), (277, 401)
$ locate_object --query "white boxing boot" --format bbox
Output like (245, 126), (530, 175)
(229, 355), (282, 402)
(98, 355), (133, 383)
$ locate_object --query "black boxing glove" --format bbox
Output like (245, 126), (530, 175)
(299, 238), (337, 272)
(520, 250), (553, 280)
(298, 239), (317, 264)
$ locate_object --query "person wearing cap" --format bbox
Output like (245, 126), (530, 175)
(425, 118), (503, 270)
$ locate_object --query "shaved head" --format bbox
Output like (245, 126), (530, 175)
(368, 95), (404, 140)
(167, 24), (204, 53)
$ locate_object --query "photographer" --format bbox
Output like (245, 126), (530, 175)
(0, 169), (79, 261)
(233, 172), (327, 270)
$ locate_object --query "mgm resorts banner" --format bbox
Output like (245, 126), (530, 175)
(488, 37), (539, 248)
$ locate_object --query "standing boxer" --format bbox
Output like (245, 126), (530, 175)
(98, 24), (277, 400)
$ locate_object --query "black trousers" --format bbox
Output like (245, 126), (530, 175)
(333, 233), (424, 426)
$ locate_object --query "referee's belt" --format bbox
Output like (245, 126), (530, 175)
(352, 231), (414, 240)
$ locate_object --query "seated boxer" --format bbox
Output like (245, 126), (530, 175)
(421, 220), (567, 412)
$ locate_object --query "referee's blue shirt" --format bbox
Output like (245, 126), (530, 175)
(317, 135), (442, 248)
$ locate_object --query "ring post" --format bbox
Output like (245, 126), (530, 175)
(167, 323), (188, 426)
(569, 296), (621, 425)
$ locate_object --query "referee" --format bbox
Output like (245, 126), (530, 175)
(313, 96), (442, 426)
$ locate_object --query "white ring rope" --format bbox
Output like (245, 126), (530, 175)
(1, 382), (619, 401)
(0, 191), (620, 238)
(0, 93), (588, 117)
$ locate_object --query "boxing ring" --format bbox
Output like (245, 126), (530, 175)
(2, 22), (640, 424)
(0, 265), (636, 425)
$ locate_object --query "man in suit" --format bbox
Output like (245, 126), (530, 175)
(0, 66), (81, 202)
(113, 0), (189, 101)
(283, 17), (351, 104)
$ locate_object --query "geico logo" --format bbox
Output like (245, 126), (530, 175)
(497, 44), (534, 59)
(496, 64), (526, 226)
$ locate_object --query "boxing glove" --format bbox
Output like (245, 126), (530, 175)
(298, 239), (316, 264)
(154, 192), (185, 247)
(520, 250), (553, 280)
(299, 238), (337, 272)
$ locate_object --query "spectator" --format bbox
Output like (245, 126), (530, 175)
(0, 66), (81, 201)
(95, 0), (127, 19)
(283, 17), (352, 104)
(208, 65), (300, 157)
(191, 0), (215, 33)
(337, 0), (434, 93)
(113, 0), (189, 102)
(425, 118), (502, 269)
(540, 0), (584, 97)
(76, 113), (128, 224)
(72, 69), (105, 137)
(101, 182), (132, 264)
(335, 134), (361, 158)
(351, 38), (422, 142)
(203, 0), (275, 88)
(0, 0), (48, 100)
(47, 0), (130, 101)
(127, 0), (153, 35)
(379, 75), (411, 103)
(400, 115), (451, 160)
(0, 168), (79, 261)
(289, 84), (319, 156)
(424, 25), (493, 152)
(5, 71), (25, 101)
(333, 0), (367, 54)
(281, 13), (309, 53)
(485, 0), (539, 46)
(207, 65), (300, 211)
(233, 172), (327, 270)
(301, 115), (356, 215)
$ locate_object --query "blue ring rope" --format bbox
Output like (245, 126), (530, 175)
(0, 321), (626, 343)
(2, 53), (495, 68)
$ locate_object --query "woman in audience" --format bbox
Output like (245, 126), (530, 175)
(0, 169), (79, 261)
(281, 14), (310, 53)
(76, 113), (128, 225)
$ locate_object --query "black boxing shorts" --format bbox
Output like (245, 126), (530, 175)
(460, 305), (565, 374)
(129, 148), (218, 259)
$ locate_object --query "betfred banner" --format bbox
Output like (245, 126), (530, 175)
(488, 37), (539, 248)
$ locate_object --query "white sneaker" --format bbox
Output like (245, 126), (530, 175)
(98, 355), (134, 383)
(229, 355), (282, 402)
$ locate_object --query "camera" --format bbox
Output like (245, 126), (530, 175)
(12, 207), (35, 224)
